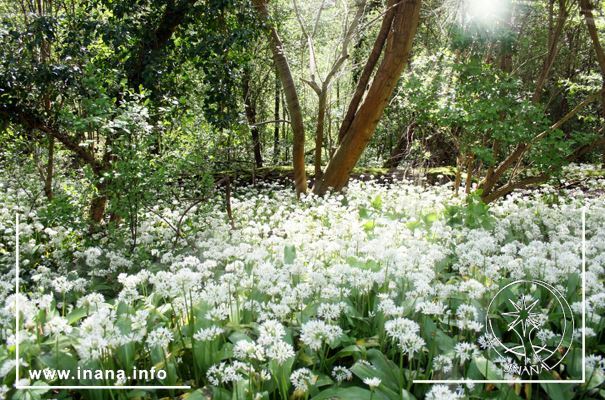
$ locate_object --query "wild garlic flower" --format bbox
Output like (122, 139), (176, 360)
(290, 368), (317, 393)
(433, 355), (453, 373)
(146, 327), (173, 349)
(43, 316), (72, 336)
(426, 384), (461, 400)
(265, 340), (295, 364)
(207, 362), (244, 386)
(193, 326), (224, 342)
(454, 342), (480, 365)
(258, 319), (286, 345)
(300, 320), (343, 351)
(587, 355), (605, 373)
(233, 340), (265, 361)
(331, 366), (352, 383)
(455, 304), (483, 332)
(363, 377), (381, 389)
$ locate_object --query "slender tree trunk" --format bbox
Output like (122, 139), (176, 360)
(579, 0), (605, 165)
(314, 89), (327, 178)
(242, 72), (263, 168)
(454, 154), (463, 196)
(282, 93), (289, 163)
(44, 136), (54, 199)
(314, 0), (422, 194)
(337, 0), (398, 143)
(383, 122), (415, 169)
(89, 181), (107, 224)
(533, 0), (568, 103)
(40, 2), (54, 200)
(253, 0), (307, 195)
(273, 69), (280, 164)
(465, 153), (474, 194)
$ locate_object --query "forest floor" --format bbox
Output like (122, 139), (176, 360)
(0, 164), (604, 399)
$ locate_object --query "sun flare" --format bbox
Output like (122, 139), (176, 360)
(465, 0), (509, 24)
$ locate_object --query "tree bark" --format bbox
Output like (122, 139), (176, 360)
(532, 0), (568, 103)
(454, 154), (463, 196)
(273, 69), (280, 164)
(338, 0), (398, 143)
(44, 136), (54, 199)
(242, 71), (263, 168)
(314, 0), (421, 195)
(383, 122), (415, 169)
(253, 0), (307, 195)
(89, 181), (108, 224)
(464, 153), (474, 194)
(314, 89), (328, 178)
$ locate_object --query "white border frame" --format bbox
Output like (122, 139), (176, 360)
(14, 214), (191, 390)
(413, 207), (587, 384)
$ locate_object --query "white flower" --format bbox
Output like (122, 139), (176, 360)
(363, 377), (381, 389)
(290, 368), (316, 393)
(265, 340), (295, 364)
(300, 320), (342, 351)
(426, 384), (461, 400)
(433, 355), (453, 373)
(146, 327), (173, 349)
(258, 320), (286, 346)
(44, 316), (72, 336)
(84, 247), (103, 267)
(384, 317), (425, 355)
(233, 340), (265, 361)
(77, 334), (109, 361)
(454, 342), (480, 365)
(76, 293), (105, 309)
(456, 304), (483, 332)
(587, 354), (605, 373)
(478, 333), (497, 349)
(52, 276), (74, 294)
(193, 326), (224, 342)
(331, 366), (352, 383)
(207, 362), (244, 386)
(317, 302), (345, 321)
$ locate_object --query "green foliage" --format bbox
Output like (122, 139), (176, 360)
(444, 190), (494, 229)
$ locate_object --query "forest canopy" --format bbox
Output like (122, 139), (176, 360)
(1, 0), (604, 214)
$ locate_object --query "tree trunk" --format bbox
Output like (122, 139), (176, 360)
(464, 153), (474, 194)
(44, 135), (54, 199)
(314, 89), (327, 178)
(383, 122), (415, 169)
(253, 0), (307, 195)
(242, 71), (263, 168)
(454, 154), (463, 196)
(313, 0), (421, 195)
(579, 0), (605, 165)
(532, 0), (568, 103)
(337, 0), (398, 143)
(89, 181), (108, 224)
(273, 69), (280, 164)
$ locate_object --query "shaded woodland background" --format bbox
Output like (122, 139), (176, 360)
(1, 0), (605, 222)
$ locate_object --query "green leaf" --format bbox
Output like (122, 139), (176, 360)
(371, 195), (383, 210)
(66, 307), (87, 324)
(312, 386), (380, 400)
(538, 371), (576, 400)
(284, 244), (296, 264)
